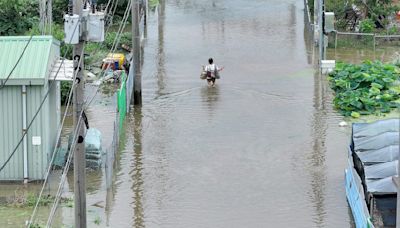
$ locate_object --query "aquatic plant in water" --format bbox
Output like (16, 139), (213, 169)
(328, 60), (400, 117)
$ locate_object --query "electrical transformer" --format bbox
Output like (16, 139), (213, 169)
(324, 12), (335, 33)
(64, 14), (80, 44)
(88, 12), (105, 42)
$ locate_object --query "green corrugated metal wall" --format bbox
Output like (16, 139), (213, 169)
(26, 85), (48, 180)
(0, 84), (56, 180)
(0, 86), (24, 180)
(0, 36), (61, 181)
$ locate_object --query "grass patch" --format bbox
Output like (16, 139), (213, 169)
(5, 190), (73, 208)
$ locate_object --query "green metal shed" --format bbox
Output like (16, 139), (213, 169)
(0, 36), (63, 181)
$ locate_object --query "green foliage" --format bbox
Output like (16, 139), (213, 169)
(329, 60), (400, 116)
(61, 81), (73, 105)
(324, 0), (400, 32)
(0, 0), (38, 35)
(26, 194), (53, 207)
(94, 215), (101, 225)
(104, 32), (132, 50)
(364, 0), (400, 29)
(387, 26), (398, 35)
(149, 0), (160, 10)
(52, 0), (69, 24)
(307, 0), (314, 20)
(325, 0), (355, 30)
(359, 19), (375, 33)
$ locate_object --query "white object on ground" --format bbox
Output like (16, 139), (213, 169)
(321, 60), (336, 74)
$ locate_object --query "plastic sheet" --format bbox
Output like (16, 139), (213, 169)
(85, 128), (102, 152)
(351, 118), (400, 194)
(364, 160), (398, 180)
(353, 119), (399, 138)
(357, 145), (399, 164)
(354, 132), (399, 152)
(366, 176), (397, 194)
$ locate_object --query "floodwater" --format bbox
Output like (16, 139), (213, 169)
(106, 0), (352, 227)
(8, 0), (400, 227)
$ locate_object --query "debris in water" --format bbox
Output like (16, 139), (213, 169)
(339, 121), (348, 127)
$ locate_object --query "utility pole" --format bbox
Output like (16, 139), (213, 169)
(39, 0), (45, 34)
(313, 0), (318, 43)
(318, 0), (325, 63)
(72, 0), (87, 227)
(47, 0), (53, 34)
(397, 115), (400, 228)
(132, 0), (142, 105)
(39, 0), (52, 34)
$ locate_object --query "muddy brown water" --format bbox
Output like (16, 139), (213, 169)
(105, 0), (352, 227)
(4, 0), (400, 227)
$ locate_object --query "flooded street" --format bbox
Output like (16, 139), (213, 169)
(0, 0), (364, 227)
(106, 0), (351, 227)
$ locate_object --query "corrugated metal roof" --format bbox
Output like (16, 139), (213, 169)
(0, 36), (60, 85)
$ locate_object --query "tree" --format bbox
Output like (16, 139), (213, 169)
(0, 0), (38, 35)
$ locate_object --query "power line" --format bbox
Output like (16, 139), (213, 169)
(46, 108), (86, 227)
(44, 6), (134, 226)
(27, 2), (131, 225)
(0, 35), (34, 89)
(0, 18), (81, 174)
(26, 49), (83, 227)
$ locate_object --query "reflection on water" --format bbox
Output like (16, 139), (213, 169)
(0, 0), (370, 227)
(327, 46), (399, 63)
(200, 86), (220, 117)
(308, 70), (328, 227)
(132, 107), (145, 227)
(117, 0), (351, 227)
(156, 0), (166, 95)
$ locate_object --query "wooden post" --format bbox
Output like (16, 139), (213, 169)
(132, 0), (142, 105)
(73, 0), (87, 227)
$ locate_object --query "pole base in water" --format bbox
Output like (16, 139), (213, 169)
(134, 91), (142, 105)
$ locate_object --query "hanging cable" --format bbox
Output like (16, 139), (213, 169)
(0, 14), (81, 174)
(28, 1), (134, 225)
(26, 49), (83, 227)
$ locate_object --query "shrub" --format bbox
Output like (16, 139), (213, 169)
(359, 19), (375, 33)
(0, 0), (38, 35)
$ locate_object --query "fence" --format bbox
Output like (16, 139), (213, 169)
(331, 31), (400, 50)
(105, 70), (131, 189)
(117, 72), (127, 130)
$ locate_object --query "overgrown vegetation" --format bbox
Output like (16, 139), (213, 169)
(307, 0), (400, 32)
(329, 60), (400, 117)
(0, 0), (38, 35)
(359, 18), (375, 33)
(5, 190), (73, 208)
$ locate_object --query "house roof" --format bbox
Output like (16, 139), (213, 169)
(0, 36), (60, 85)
